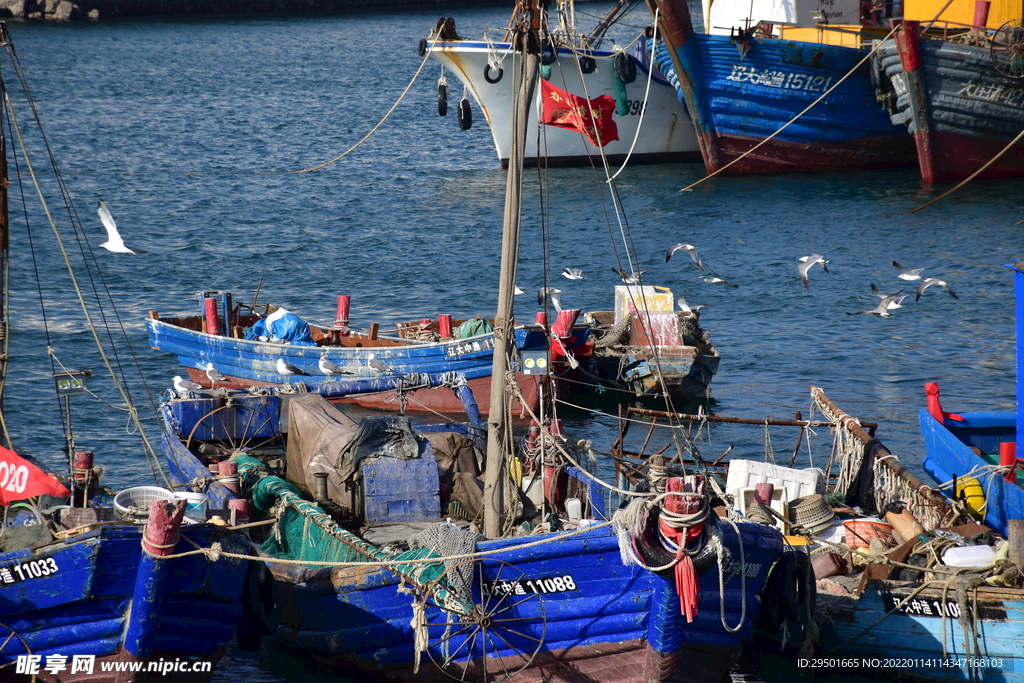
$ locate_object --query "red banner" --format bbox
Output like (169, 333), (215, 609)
(0, 446), (70, 504)
(539, 79), (619, 147)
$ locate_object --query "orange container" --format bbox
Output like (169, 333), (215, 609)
(842, 519), (894, 549)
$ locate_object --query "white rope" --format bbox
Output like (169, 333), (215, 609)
(607, 6), (659, 181)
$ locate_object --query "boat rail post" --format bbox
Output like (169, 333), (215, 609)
(123, 498), (187, 659)
(892, 20), (936, 182)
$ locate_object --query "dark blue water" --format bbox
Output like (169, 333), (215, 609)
(2, 6), (1021, 681)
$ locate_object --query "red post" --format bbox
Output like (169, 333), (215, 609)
(753, 482), (774, 506)
(972, 0), (990, 28)
(219, 460), (239, 495)
(142, 498), (187, 557)
(438, 314), (453, 338)
(73, 450), (94, 507)
(534, 311), (547, 326)
(1001, 442), (1018, 483)
(551, 309), (580, 338)
(228, 498), (249, 526)
(204, 297), (221, 336)
(335, 295), (351, 325)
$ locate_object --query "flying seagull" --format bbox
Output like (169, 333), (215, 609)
(173, 375), (203, 393)
(916, 277), (958, 302)
(514, 285), (525, 295)
(797, 255), (829, 290)
(892, 261), (926, 281)
(561, 267), (586, 280)
(537, 287), (563, 313)
(848, 292), (903, 317)
(205, 362), (228, 384)
(676, 295), (708, 315)
(666, 243), (705, 272)
(319, 352), (348, 379)
(871, 283), (907, 309)
(698, 275), (738, 289)
(97, 198), (147, 254)
(367, 353), (394, 374)
(612, 268), (646, 284)
(276, 358), (309, 377)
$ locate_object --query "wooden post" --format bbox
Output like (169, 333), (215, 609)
(368, 322), (379, 340)
(1009, 519), (1024, 566)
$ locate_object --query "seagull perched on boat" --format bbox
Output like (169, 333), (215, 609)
(612, 268), (646, 284)
(537, 287), (563, 313)
(367, 353), (394, 374)
(797, 255), (829, 290)
(676, 295), (708, 315)
(697, 275), (738, 289)
(666, 243), (705, 272)
(276, 358), (309, 377)
(892, 261), (926, 281)
(848, 292), (903, 317)
(871, 283), (908, 309)
(97, 198), (147, 254)
(561, 267), (586, 280)
(173, 375), (203, 393)
(318, 352), (349, 379)
(205, 363), (228, 384)
(916, 277), (959, 302)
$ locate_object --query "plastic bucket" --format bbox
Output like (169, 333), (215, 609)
(842, 519), (894, 549)
(113, 486), (175, 520)
(174, 492), (209, 522)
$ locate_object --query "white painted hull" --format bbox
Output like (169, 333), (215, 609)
(428, 41), (700, 166)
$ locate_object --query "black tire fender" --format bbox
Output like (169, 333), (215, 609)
(615, 51), (637, 83)
(484, 63), (503, 84)
(541, 42), (558, 65)
(579, 56), (596, 74)
(458, 98), (472, 130)
(437, 83), (448, 117)
(418, 38), (428, 58)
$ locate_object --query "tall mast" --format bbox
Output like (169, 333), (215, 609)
(484, 0), (543, 539)
(0, 32), (9, 449)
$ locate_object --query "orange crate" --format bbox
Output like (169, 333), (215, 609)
(842, 519), (894, 549)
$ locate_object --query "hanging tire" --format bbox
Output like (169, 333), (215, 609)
(541, 42), (558, 65)
(579, 56), (596, 74)
(418, 38), (428, 57)
(615, 51), (637, 83)
(458, 99), (472, 130)
(484, 63), (503, 84)
(437, 83), (448, 116)
(630, 506), (718, 579)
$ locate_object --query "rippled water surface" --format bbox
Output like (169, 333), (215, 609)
(2, 5), (1021, 682)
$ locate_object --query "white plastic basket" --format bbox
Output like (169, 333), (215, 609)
(113, 486), (175, 519)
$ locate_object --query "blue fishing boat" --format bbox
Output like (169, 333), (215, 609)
(647, 0), (916, 174)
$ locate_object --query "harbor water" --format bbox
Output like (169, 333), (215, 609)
(1, 4), (1021, 681)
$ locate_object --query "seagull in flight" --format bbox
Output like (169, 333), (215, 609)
(797, 255), (829, 290)
(276, 358), (309, 377)
(97, 198), (147, 254)
(537, 287), (563, 313)
(561, 267), (586, 280)
(892, 261), (926, 281)
(676, 295), (708, 315)
(848, 292), (903, 317)
(698, 275), (738, 289)
(916, 277), (958, 302)
(514, 285), (525, 295)
(173, 375), (203, 393)
(666, 243), (705, 272)
(367, 353), (394, 374)
(871, 283), (907, 309)
(319, 352), (349, 379)
(612, 268), (646, 284)
(205, 362), (228, 384)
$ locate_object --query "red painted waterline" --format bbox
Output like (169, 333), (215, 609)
(204, 297), (221, 336)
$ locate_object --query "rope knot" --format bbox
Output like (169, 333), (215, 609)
(202, 541), (223, 562)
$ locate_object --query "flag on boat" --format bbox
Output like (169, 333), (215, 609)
(539, 79), (619, 147)
(0, 445), (70, 503)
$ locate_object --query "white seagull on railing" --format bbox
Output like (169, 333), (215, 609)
(173, 375), (203, 393)
(276, 358), (309, 377)
(319, 352), (349, 379)
(367, 353), (394, 374)
(97, 198), (147, 254)
(205, 363), (228, 384)
(676, 295), (708, 315)
(666, 243), (705, 272)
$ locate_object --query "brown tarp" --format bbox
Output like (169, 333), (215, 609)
(285, 394), (361, 507)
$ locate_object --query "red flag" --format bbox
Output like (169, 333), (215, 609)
(0, 445), (70, 504)
(539, 79), (619, 147)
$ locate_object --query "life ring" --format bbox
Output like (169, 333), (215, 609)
(484, 63), (503, 84)
(418, 38), (428, 58)
(458, 98), (472, 130)
(541, 42), (558, 65)
(630, 506), (718, 578)
(615, 52), (637, 83)
(437, 82), (448, 117)
(579, 56), (596, 74)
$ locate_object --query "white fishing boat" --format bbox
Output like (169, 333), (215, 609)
(422, 6), (700, 167)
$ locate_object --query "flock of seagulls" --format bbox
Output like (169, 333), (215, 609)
(172, 355), (369, 391)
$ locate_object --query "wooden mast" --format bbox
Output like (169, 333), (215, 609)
(484, 0), (543, 539)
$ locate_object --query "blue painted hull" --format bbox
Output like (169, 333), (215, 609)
(0, 524), (249, 679)
(650, 0), (914, 173)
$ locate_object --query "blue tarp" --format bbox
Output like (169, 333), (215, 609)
(244, 309), (317, 346)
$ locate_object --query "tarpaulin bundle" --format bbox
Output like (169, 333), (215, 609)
(244, 307), (317, 346)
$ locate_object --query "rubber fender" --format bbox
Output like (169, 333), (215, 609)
(458, 98), (472, 130)
(418, 38), (428, 58)
(631, 506), (718, 579)
(615, 51), (637, 83)
(541, 41), (557, 65)
(484, 63), (503, 84)
(438, 82), (448, 117)
(579, 56), (596, 74)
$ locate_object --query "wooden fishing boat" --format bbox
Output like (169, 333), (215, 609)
(646, 0), (916, 174)
(145, 298), (550, 414)
(0, 22), (250, 681)
(422, 6), (700, 168)
(871, 0), (1024, 183)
